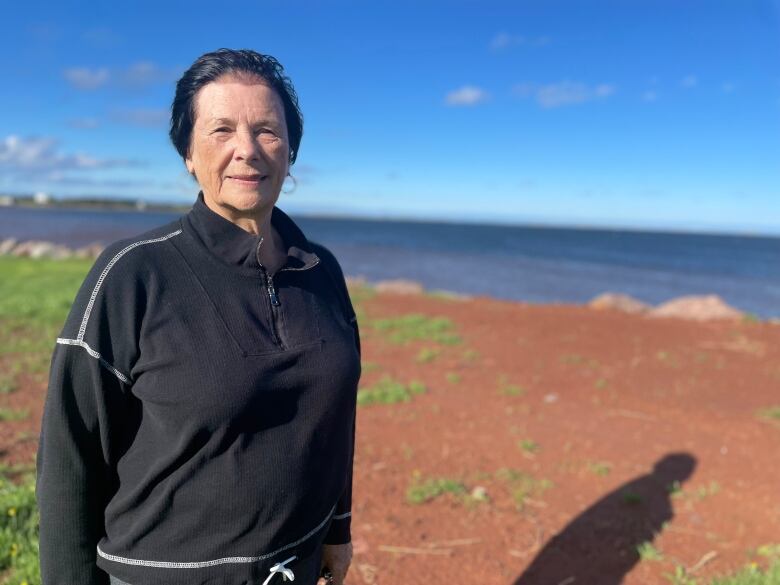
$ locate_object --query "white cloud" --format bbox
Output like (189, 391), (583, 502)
(111, 108), (170, 127)
(62, 61), (179, 91)
(445, 86), (490, 107)
(514, 81), (616, 108)
(681, 75), (698, 89)
(68, 117), (101, 129)
(490, 32), (550, 50)
(0, 135), (137, 176)
(63, 67), (110, 90)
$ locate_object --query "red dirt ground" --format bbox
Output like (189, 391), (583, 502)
(2, 292), (779, 584)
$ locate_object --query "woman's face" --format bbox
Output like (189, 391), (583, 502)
(186, 75), (289, 221)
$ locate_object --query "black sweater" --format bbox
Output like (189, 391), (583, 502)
(36, 195), (361, 585)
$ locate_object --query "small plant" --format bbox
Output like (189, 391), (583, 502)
(758, 406), (780, 422)
(695, 481), (721, 500)
(372, 314), (461, 345)
(406, 472), (467, 505)
(518, 439), (539, 455)
(357, 377), (427, 406)
(495, 468), (552, 510)
(594, 378), (608, 390)
(756, 544), (780, 559)
(637, 541), (664, 561)
(360, 361), (380, 373)
(588, 461), (612, 477)
(667, 480), (684, 498)
(0, 475), (40, 584)
(445, 372), (461, 384)
(415, 347), (440, 364)
(0, 408), (29, 422)
(0, 373), (17, 394)
(665, 565), (698, 585)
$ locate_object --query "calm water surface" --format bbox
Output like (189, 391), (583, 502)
(2, 206), (778, 318)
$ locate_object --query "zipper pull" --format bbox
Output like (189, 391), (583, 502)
(266, 276), (281, 306)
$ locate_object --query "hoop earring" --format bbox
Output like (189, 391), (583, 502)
(282, 174), (297, 195)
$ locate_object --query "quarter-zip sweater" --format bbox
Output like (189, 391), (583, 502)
(36, 195), (361, 585)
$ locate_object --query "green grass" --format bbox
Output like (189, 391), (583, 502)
(518, 439), (540, 455)
(588, 461), (612, 477)
(758, 406), (780, 422)
(636, 541), (664, 561)
(0, 474), (40, 585)
(666, 561), (780, 585)
(371, 313), (461, 345)
(406, 473), (468, 505)
(495, 468), (553, 510)
(445, 372), (461, 384)
(415, 347), (440, 364)
(0, 408), (30, 422)
(357, 377), (427, 406)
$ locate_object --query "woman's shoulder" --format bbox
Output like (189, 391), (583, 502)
(94, 219), (185, 275)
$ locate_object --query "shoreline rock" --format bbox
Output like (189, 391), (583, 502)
(0, 238), (105, 260)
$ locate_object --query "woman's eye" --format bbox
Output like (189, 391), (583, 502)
(212, 127), (231, 134)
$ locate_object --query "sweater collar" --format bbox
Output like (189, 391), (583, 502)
(185, 192), (319, 274)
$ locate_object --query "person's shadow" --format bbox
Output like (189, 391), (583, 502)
(514, 453), (696, 585)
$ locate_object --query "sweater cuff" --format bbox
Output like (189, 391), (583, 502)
(323, 512), (351, 544)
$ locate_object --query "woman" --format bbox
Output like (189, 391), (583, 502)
(36, 49), (361, 585)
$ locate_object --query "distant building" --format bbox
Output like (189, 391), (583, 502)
(33, 191), (51, 205)
(0, 195), (14, 206)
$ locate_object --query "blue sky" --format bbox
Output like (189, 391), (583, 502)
(1, 0), (779, 234)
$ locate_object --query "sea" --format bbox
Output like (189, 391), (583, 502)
(2, 206), (779, 318)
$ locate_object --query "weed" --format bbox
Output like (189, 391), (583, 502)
(406, 473), (467, 505)
(357, 377), (427, 406)
(445, 372), (461, 384)
(0, 373), (17, 394)
(667, 480), (684, 498)
(666, 565), (698, 585)
(495, 468), (552, 510)
(588, 461), (612, 477)
(518, 440), (540, 455)
(372, 314), (461, 345)
(710, 561), (780, 584)
(757, 544), (780, 559)
(415, 347), (440, 364)
(594, 378), (609, 390)
(0, 475), (40, 584)
(461, 349), (479, 363)
(758, 406), (780, 422)
(0, 408), (29, 422)
(695, 481), (721, 500)
(637, 541), (664, 561)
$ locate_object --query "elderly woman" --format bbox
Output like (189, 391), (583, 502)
(36, 49), (361, 585)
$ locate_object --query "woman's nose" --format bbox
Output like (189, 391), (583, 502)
(234, 129), (261, 161)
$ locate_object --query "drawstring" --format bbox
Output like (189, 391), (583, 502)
(262, 555), (297, 585)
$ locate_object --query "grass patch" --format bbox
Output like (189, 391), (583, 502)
(445, 372), (461, 384)
(372, 314), (461, 345)
(497, 374), (525, 397)
(461, 349), (479, 363)
(0, 474), (40, 585)
(357, 377), (427, 406)
(758, 406), (780, 422)
(518, 439), (539, 455)
(637, 541), (664, 561)
(415, 347), (440, 364)
(495, 468), (553, 510)
(588, 461), (612, 477)
(0, 408), (30, 422)
(406, 472), (468, 505)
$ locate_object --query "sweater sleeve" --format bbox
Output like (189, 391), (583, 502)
(317, 244), (361, 545)
(36, 342), (129, 585)
(36, 242), (143, 585)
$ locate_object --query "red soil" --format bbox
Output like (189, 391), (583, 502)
(2, 293), (779, 584)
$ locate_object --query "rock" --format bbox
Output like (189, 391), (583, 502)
(470, 486), (489, 502)
(648, 294), (744, 321)
(0, 238), (18, 255)
(374, 279), (425, 295)
(589, 293), (651, 314)
(74, 243), (105, 259)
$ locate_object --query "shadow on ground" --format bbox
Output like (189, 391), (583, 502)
(514, 452), (696, 585)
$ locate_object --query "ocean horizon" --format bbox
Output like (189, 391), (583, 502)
(2, 205), (779, 318)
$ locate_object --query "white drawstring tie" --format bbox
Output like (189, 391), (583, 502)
(262, 555), (297, 585)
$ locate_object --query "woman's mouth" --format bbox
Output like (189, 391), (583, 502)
(228, 174), (267, 184)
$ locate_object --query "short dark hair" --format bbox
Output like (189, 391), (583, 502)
(170, 48), (303, 165)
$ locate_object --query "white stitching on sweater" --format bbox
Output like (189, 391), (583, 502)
(77, 230), (182, 341)
(55, 338), (130, 384)
(332, 512), (351, 520)
(96, 503), (337, 568)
